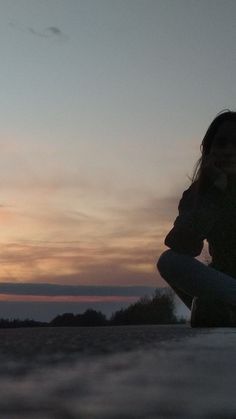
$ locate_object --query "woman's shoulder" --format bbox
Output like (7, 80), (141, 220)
(179, 178), (225, 213)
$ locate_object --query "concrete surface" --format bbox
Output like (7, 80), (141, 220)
(0, 325), (235, 418)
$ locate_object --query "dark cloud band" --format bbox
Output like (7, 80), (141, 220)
(0, 283), (158, 297)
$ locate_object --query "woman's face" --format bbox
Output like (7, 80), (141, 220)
(209, 120), (236, 175)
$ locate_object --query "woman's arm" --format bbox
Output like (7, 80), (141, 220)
(164, 156), (227, 256)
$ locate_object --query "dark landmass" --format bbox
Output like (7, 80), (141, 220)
(0, 288), (186, 328)
(0, 318), (47, 328)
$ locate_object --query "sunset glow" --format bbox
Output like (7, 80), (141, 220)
(0, 294), (138, 303)
(0, 0), (233, 320)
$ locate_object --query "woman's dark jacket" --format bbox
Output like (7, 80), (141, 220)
(164, 177), (236, 279)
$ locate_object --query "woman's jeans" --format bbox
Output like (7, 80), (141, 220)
(157, 249), (236, 310)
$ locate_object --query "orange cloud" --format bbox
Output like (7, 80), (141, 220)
(0, 179), (208, 288)
(0, 294), (138, 303)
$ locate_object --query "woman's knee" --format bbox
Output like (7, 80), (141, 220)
(156, 248), (192, 276)
(156, 249), (177, 276)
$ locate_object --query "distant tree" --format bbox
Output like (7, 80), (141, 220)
(110, 287), (178, 325)
(0, 317), (47, 328)
(109, 308), (126, 324)
(50, 309), (108, 327)
(78, 309), (107, 326)
(50, 313), (76, 326)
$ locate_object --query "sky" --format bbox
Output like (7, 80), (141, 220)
(0, 0), (235, 321)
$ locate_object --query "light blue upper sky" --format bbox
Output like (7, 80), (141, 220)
(1, 0), (236, 198)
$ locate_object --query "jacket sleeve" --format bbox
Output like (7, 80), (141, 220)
(164, 181), (225, 256)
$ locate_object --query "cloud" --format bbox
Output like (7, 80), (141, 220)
(0, 188), (185, 287)
(0, 165), (193, 287)
(0, 282), (156, 297)
(28, 26), (68, 41)
(0, 239), (162, 285)
(46, 27), (62, 36)
(9, 21), (68, 41)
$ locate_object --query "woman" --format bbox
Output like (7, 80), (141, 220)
(157, 110), (236, 327)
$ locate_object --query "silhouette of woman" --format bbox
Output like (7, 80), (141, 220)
(157, 110), (236, 327)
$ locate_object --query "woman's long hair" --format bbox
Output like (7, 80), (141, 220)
(188, 109), (236, 202)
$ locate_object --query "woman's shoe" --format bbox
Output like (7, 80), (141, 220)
(190, 296), (233, 327)
(228, 305), (236, 326)
(190, 296), (208, 327)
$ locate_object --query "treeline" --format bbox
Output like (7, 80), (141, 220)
(0, 318), (47, 328)
(109, 288), (181, 325)
(0, 288), (187, 328)
(50, 309), (107, 327)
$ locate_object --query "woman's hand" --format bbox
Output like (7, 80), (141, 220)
(201, 153), (228, 191)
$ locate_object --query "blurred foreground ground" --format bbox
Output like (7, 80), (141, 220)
(0, 324), (235, 418)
